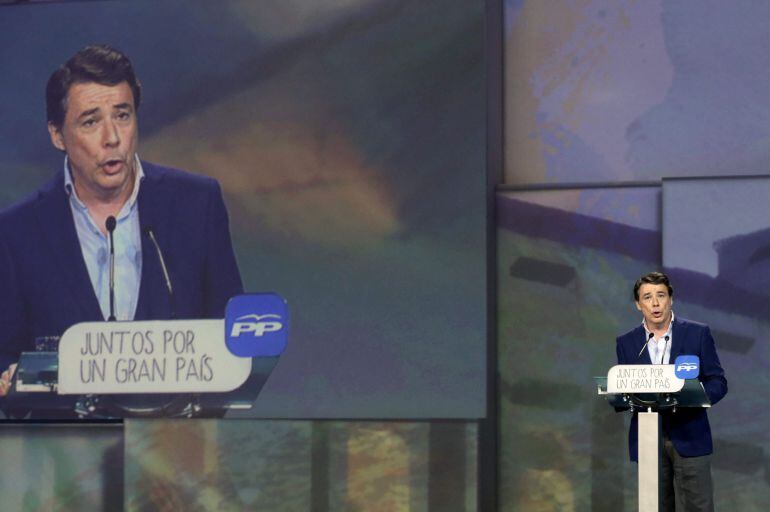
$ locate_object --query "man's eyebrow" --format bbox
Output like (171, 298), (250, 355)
(113, 102), (133, 111)
(76, 107), (100, 120)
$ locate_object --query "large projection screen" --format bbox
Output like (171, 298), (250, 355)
(0, 0), (486, 419)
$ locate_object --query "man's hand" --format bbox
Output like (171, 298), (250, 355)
(0, 364), (17, 397)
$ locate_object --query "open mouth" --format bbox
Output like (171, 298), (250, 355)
(101, 158), (125, 174)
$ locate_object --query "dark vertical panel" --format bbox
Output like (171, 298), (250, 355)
(483, 0), (503, 509)
(311, 422), (330, 512)
(428, 422), (467, 511)
(590, 401), (625, 511)
(102, 434), (125, 511)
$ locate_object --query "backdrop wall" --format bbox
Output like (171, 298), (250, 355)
(502, 1), (770, 509)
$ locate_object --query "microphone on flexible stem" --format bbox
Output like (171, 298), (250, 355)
(660, 335), (670, 365)
(144, 226), (176, 319)
(637, 332), (655, 359)
(105, 216), (117, 322)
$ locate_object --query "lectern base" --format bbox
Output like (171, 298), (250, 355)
(638, 410), (663, 512)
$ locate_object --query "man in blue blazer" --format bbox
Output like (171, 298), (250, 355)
(0, 45), (242, 396)
(616, 271), (727, 511)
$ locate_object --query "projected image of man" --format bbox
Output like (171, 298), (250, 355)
(0, 45), (243, 397)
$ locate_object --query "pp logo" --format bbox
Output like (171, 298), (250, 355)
(225, 293), (289, 357)
(231, 314), (282, 337)
(674, 355), (699, 379)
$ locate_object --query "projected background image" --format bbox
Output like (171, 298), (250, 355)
(498, 187), (660, 511)
(504, 0), (770, 185)
(663, 177), (770, 506)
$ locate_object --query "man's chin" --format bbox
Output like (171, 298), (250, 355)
(96, 174), (133, 197)
(98, 176), (127, 189)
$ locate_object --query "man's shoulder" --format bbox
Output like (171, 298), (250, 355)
(673, 317), (710, 334)
(0, 171), (62, 230)
(617, 324), (644, 343)
(0, 192), (36, 223)
(618, 324), (644, 339)
(141, 161), (219, 191)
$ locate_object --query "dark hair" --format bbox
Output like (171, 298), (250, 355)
(46, 44), (141, 128)
(633, 271), (673, 301)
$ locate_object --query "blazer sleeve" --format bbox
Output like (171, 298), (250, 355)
(0, 236), (27, 371)
(201, 180), (244, 317)
(699, 326), (728, 406)
(614, 335), (631, 412)
(616, 335), (628, 364)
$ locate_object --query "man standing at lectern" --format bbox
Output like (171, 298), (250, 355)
(616, 271), (727, 511)
(0, 44), (243, 395)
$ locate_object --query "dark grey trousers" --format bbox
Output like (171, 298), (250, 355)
(660, 436), (714, 512)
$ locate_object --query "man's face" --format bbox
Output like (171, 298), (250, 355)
(635, 283), (673, 330)
(47, 81), (138, 202)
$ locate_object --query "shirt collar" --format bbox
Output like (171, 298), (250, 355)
(63, 154), (145, 215)
(643, 311), (675, 340)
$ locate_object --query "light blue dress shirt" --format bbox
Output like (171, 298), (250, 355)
(644, 312), (674, 365)
(64, 156), (144, 321)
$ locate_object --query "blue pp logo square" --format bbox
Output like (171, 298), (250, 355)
(674, 355), (699, 379)
(225, 293), (288, 357)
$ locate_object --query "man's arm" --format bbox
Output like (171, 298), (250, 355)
(0, 236), (27, 396)
(699, 326), (727, 405)
(613, 336), (632, 412)
(201, 180), (243, 317)
(616, 335), (628, 365)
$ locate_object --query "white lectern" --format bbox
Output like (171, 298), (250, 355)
(596, 366), (710, 512)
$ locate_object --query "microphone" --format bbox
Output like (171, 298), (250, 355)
(637, 332), (655, 359)
(105, 216), (117, 322)
(659, 335), (670, 365)
(144, 226), (176, 319)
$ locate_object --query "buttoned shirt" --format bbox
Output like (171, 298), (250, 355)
(643, 312), (674, 365)
(64, 156), (144, 321)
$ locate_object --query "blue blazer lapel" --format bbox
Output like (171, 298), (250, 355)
(34, 171), (103, 320)
(669, 317), (684, 361)
(633, 326), (653, 364)
(134, 164), (172, 319)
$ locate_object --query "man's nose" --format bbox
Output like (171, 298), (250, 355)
(103, 120), (120, 147)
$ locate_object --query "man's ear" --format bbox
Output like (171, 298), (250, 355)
(635, 301), (642, 312)
(47, 122), (66, 152)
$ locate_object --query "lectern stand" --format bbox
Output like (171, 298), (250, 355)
(595, 373), (710, 512)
